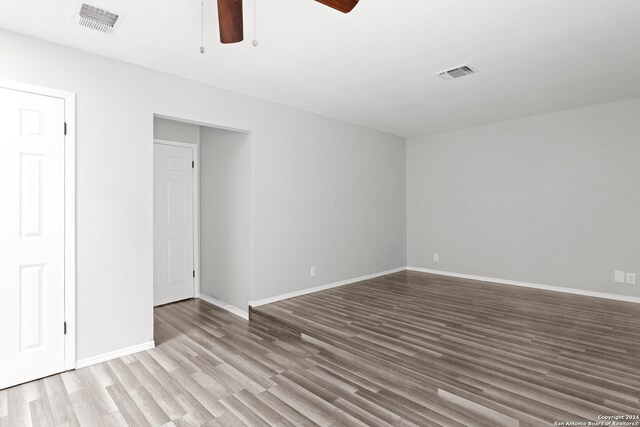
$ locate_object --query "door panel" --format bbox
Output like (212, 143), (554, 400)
(153, 143), (194, 306)
(0, 87), (66, 390)
(167, 180), (185, 224)
(19, 264), (45, 351)
(20, 154), (45, 237)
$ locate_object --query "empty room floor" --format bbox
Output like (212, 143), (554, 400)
(2, 271), (639, 426)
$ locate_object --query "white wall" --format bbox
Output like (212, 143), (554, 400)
(0, 30), (406, 361)
(407, 98), (640, 298)
(199, 128), (252, 310)
(252, 116), (407, 300)
(153, 117), (199, 145)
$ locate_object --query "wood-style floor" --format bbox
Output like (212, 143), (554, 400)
(251, 271), (640, 426)
(1, 271), (639, 426)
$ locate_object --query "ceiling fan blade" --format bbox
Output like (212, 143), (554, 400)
(217, 0), (243, 44)
(314, 0), (359, 13)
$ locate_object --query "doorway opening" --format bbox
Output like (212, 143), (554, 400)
(152, 116), (252, 322)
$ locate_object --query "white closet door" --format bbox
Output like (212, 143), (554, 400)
(0, 87), (66, 389)
(153, 143), (195, 306)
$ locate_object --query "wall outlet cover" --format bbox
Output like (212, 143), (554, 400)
(310, 266), (316, 278)
(626, 272), (636, 285)
(433, 253), (440, 262)
(614, 270), (626, 283)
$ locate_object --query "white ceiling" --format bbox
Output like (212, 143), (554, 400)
(1, 0), (639, 137)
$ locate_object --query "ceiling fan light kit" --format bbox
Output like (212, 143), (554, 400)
(216, 0), (359, 44)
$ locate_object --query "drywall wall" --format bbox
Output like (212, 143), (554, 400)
(153, 117), (199, 145)
(407, 97), (640, 297)
(199, 127), (252, 310)
(0, 30), (406, 361)
(251, 115), (406, 301)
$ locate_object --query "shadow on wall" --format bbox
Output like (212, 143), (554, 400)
(199, 126), (252, 312)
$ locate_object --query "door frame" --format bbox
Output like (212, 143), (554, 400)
(153, 139), (200, 299)
(0, 78), (76, 370)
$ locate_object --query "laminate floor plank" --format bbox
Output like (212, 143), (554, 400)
(43, 375), (81, 426)
(28, 396), (55, 427)
(105, 382), (152, 427)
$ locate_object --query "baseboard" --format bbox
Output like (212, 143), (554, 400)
(249, 266), (407, 308)
(408, 267), (640, 304)
(199, 294), (249, 320)
(75, 340), (155, 369)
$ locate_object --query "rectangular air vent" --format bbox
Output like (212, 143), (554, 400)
(74, 3), (123, 33)
(437, 65), (477, 80)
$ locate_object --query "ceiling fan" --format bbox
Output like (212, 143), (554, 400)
(216, 0), (360, 44)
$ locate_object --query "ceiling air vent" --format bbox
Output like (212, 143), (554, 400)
(437, 65), (477, 81)
(74, 3), (123, 33)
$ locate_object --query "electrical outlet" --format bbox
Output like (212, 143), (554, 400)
(626, 272), (636, 285)
(310, 266), (316, 278)
(433, 253), (439, 262)
(614, 270), (626, 283)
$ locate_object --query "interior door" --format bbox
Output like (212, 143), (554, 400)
(153, 143), (195, 306)
(0, 87), (66, 389)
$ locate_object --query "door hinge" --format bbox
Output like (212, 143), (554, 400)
(192, 160), (195, 169)
(64, 122), (67, 136)
(193, 270), (196, 278)
(64, 322), (67, 335)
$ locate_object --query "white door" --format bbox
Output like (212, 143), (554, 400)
(154, 143), (195, 306)
(0, 88), (66, 389)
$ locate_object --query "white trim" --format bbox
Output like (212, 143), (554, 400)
(154, 114), (251, 134)
(249, 267), (407, 308)
(154, 138), (198, 149)
(75, 341), (155, 369)
(0, 79), (77, 371)
(63, 89), (76, 371)
(153, 138), (200, 299)
(199, 295), (249, 320)
(194, 143), (200, 299)
(0, 78), (75, 101)
(407, 267), (640, 304)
